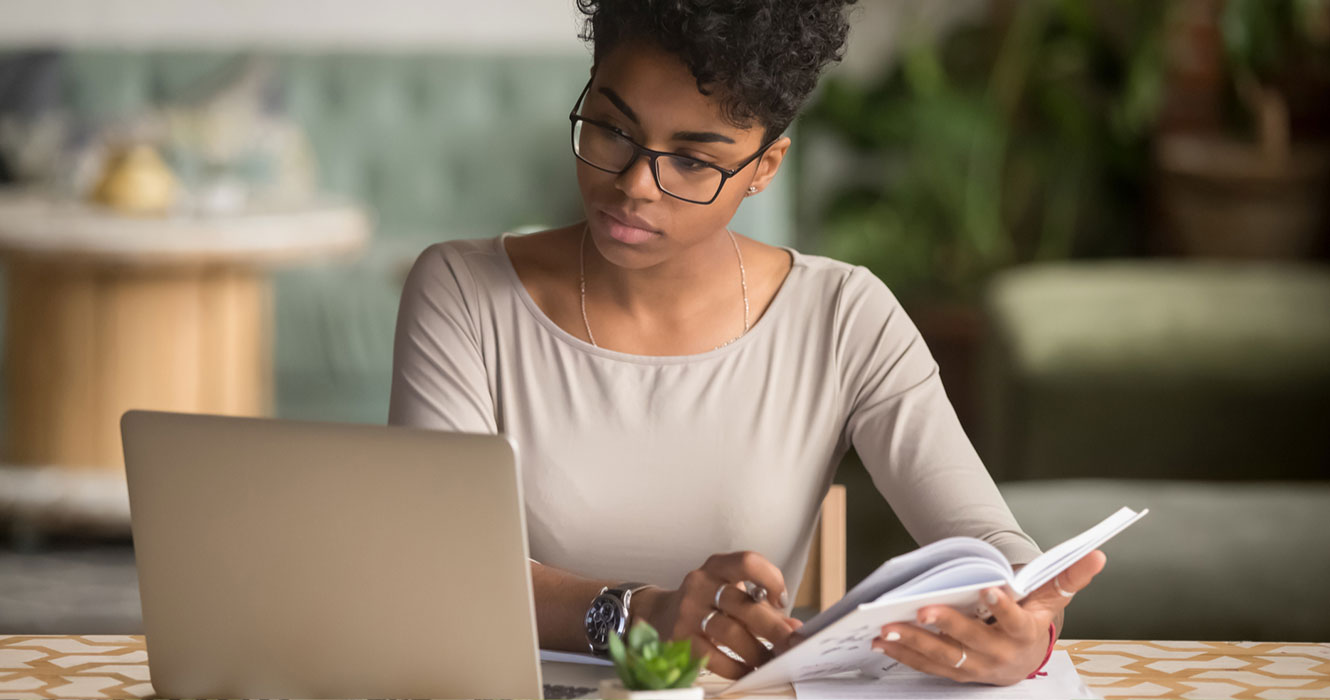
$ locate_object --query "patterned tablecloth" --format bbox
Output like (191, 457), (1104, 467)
(1, 635), (1327, 699)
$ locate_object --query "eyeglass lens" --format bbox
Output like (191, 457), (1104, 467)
(573, 120), (724, 203)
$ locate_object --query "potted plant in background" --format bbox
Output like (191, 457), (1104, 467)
(1156, 0), (1330, 259)
(799, 0), (1168, 432)
(794, 2), (1172, 585)
(599, 621), (709, 699)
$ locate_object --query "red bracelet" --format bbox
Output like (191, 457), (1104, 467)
(1026, 623), (1057, 679)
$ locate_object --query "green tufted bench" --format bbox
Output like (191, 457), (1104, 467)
(0, 50), (797, 427)
(980, 261), (1330, 482)
(1001, 479), (1330, 642)
(979, 261), (1330, 641)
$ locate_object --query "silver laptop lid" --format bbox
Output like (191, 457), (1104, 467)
(122, 410), (542, 699)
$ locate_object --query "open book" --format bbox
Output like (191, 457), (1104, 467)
(720, 506), (1148, 696)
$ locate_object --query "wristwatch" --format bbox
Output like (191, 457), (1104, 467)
(585, 582), (653, 656)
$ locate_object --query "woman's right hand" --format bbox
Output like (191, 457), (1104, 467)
(635, 551), (805, 679)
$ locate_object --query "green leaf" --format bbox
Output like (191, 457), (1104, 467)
(648, 655), (672, 682)
(627, 620), (659, 650)
(666, 640), (690, 668)
(633, 657), (668, 690)
(608, 634), (635, 687)
(624, 656), (644, 689)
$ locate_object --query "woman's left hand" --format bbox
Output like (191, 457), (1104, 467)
(870, 549), (1107, 686)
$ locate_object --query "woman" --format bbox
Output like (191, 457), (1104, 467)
(389, 0), (1106, 685)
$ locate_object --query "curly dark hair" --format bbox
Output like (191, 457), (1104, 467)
(575, 0), (858, 143)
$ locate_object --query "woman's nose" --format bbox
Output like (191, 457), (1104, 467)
(615, 154), (662, 201)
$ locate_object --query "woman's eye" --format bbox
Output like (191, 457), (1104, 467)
(589, 116), (630, 139)
(603, 123), (632, 139)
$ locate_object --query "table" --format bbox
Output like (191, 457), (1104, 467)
(0, 190), (369, 473)
(1, 636), (1326, 699)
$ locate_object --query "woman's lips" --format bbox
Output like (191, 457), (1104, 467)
(599, 209), (659, 245)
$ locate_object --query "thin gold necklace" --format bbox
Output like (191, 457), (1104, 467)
(579, 224), (750, 351)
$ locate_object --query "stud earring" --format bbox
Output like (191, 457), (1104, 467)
(747, 186), (758, 195)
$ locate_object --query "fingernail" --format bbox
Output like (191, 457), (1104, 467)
(921, 613), (936, 625)
(780, 590), (790, 608)
(885, 631), (901, 642)
(986, 589), (1000, 605)
(873, 645), (888, 654)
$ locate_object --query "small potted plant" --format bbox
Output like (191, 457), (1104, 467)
(599, 620), (709, 699)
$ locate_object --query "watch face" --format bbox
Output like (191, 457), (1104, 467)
(585, 595), (627, 650)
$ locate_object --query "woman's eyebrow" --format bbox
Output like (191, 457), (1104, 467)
(597, 86), (738, 145)
(673, 130), (736, 145)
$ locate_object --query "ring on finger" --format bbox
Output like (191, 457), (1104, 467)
(953, 644), (968, 669)
(1053, 577), (1075, 598)
(714, 583), (729, 609)
(701, 609), (719, 636)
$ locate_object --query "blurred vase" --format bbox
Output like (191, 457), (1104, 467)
(1153, 0), (1330, 259)
(91, 143), (177, 216)
(1156, 133), (1330, 259)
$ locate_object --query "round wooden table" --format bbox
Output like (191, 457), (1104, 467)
(0, 190), (370, 473)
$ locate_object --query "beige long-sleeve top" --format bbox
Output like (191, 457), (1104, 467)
(388, 232), (1042, 605)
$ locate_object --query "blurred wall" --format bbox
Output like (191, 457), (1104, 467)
(0, 0), (587, 52)
(0, 1), (973, 65)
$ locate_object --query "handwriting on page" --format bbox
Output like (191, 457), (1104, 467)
(787, 624), (882, 679)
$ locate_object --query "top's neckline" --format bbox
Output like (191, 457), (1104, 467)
(495, 230), (803, 365)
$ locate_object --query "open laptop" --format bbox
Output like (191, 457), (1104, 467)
(122, 410), (606, 699)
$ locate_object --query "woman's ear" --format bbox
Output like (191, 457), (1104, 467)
(746, 136), (792, 196)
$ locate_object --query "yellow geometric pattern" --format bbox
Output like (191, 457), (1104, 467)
(1064, 640), (1330, 700)
(2, 635), (1328, 699)
(0, 636), (149, 700)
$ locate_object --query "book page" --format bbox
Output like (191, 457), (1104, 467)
(876, 558), (1013, 603)
(1013, 507), (1149, 596)
(800, 537), (1007, 637)
(792, 651), (1094, 699)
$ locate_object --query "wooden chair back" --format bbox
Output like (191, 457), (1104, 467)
(792, 484), (846, 613)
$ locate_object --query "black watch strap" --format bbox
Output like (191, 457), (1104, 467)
(620, 582), (653, 627)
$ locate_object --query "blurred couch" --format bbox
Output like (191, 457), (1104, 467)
(983, 261), (1330, 642)
(980, 262), (1330, 483)
(0, 50), (796, 428)
(837, 260), (1329, 642)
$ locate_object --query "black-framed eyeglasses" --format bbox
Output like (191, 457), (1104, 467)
(568, 78), (775, 205)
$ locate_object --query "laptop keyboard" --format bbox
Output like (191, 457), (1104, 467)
(543, 682), (598, 698)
